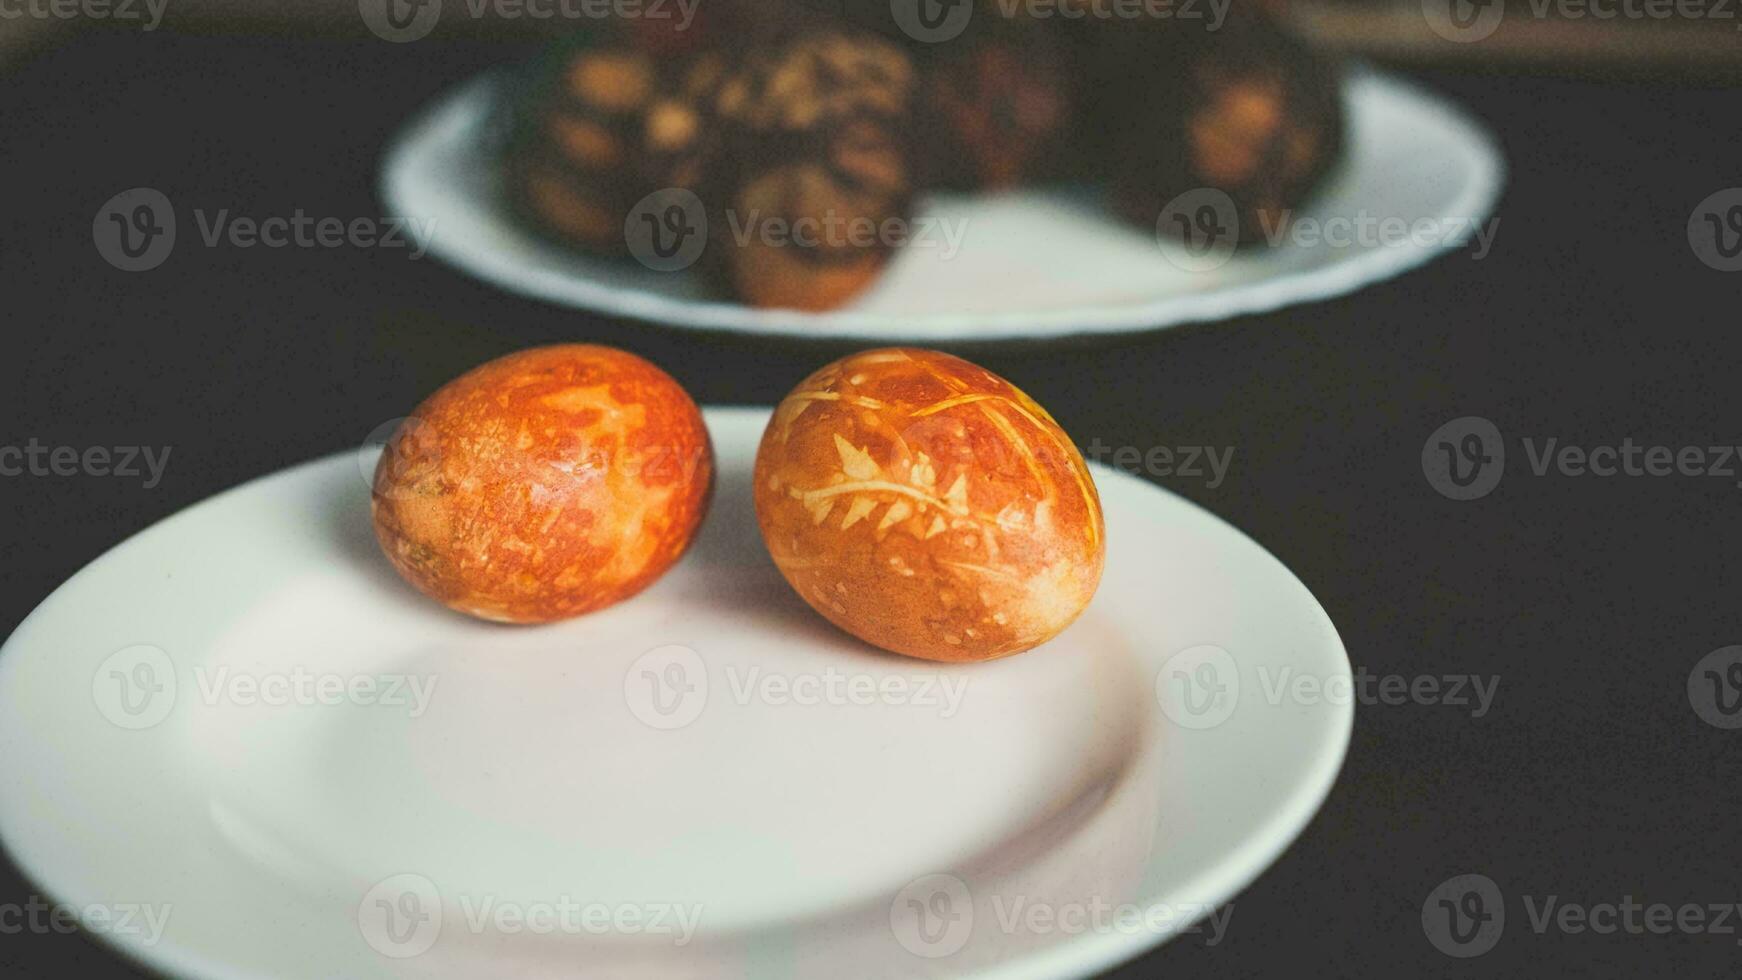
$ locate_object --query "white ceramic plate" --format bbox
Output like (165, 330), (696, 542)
(381, 68), (1501, 341)
(0, 408), (1351, 980)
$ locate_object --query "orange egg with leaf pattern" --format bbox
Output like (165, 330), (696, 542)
(753, 348), (1104, 662)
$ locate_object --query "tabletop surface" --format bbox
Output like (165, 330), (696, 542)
(1, 26), (1739, 979)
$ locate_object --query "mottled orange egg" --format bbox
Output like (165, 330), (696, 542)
(754, 348), (1104, 662)
(371, 345), (713, 624)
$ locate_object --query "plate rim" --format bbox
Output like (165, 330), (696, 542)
(379, 66), (1504, 341)
(0, 406), (1355, 980)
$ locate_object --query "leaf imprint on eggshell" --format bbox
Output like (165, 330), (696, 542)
(833, 434), (882, 481)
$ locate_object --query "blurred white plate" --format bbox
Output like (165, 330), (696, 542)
(0, 408), (1351, 979)
(382, 67), (1501, 341)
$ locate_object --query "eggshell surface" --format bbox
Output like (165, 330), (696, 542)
(372, 344), (713, 624)
(754, 348), (1104, 662)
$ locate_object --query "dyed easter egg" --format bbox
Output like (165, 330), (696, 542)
(754, 348), (1103, 662)
(372, 345), (712, 624)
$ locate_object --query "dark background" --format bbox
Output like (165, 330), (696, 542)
(2, 23), (1741, 979)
